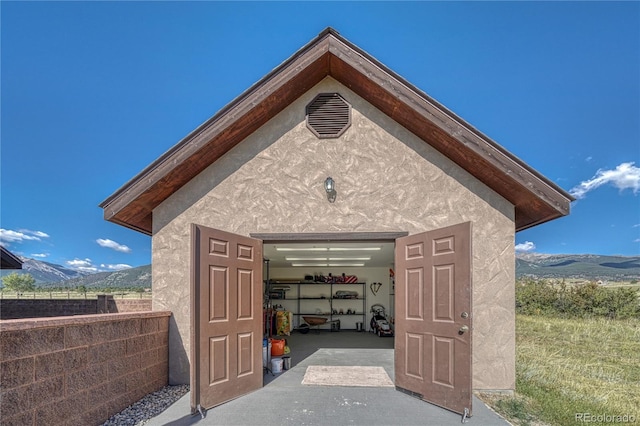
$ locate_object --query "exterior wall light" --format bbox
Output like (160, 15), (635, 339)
(324, 177), (336, 203)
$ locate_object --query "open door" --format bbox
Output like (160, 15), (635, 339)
(191, 225), (263, 413)
(394, 222), (472, 417)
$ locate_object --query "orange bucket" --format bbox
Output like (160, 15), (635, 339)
(271, 339), (285, 356)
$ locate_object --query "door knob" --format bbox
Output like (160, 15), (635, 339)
(458, 325), (469, 335)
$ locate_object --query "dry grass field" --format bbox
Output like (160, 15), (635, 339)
(480, 315), (640, 425)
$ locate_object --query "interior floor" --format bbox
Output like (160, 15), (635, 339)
(264, 330), (394, 385)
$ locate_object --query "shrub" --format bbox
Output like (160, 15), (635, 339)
(516, 279), (639, 319)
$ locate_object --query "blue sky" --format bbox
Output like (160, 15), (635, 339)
(1, 1), (638, 272)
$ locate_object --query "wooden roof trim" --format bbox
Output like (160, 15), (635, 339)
(100, 27), (573, 235)
(325, 33), (574, 214)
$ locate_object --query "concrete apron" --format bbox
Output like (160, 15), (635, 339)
(146, 348), (509, 425)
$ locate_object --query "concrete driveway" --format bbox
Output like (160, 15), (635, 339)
(146, 347), (509, 425)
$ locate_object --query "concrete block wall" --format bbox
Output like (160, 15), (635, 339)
(0, 297), (152, 320)
(0, 311), (171, 425)
(0, 299), (98, 319)
(109, 298), (153, 313)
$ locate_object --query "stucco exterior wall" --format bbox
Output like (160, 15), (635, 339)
(152, 77), (515, 391)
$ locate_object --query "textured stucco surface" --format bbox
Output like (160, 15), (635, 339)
(152, 77), (516, 390)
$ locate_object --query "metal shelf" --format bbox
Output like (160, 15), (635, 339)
(276, 281), (366, 329)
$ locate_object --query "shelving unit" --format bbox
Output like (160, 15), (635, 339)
(272, 282), (366, 331)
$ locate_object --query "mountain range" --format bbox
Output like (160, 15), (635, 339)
(0, 258), (94, 283)
(1, 253), (638, 289)
(515, 253), (639, 280)
(0, 257), (150, 289)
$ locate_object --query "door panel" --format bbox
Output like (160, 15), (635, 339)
(395, 222), (472, 416)
(191, 225), (263, 412)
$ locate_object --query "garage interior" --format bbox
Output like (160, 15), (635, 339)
(262, 240), (397, 381)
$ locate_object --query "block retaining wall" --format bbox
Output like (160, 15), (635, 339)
(0, 296), (152, 319)
(0, 311), (171, 425)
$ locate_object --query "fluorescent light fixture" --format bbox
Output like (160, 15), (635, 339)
(286, 257), (370, 261)
(285, 257), (328, 261)
(328, 257), (370, 261)
(291, 263), (329, 267)
(290, 262), (365, 267)
(276, 247), (328, 252)
(328, 247), (381, 251)
(277, 247), (381, 252)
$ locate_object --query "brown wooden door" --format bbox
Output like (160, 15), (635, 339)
(191, 225), (263, 412)
(394, 222), (472, 416)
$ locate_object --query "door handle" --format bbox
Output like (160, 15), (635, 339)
(458, 325), (469, 335)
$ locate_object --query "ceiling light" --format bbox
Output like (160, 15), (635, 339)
(291, 263), (329, 267)
(328, 247), (381, 251)
(285, 257), (328, 261)
(276, 247), (328, 252)
(328, 263), (365, 267)
(327, 257), (370, 261)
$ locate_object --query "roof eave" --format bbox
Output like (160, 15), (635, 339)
(101, 28), (573, 236)
(1, 247), (23, 269)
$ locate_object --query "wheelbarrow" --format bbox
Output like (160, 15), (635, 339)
(302, 316), (328, 334)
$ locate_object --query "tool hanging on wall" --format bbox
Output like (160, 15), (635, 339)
(370, 282), (382, 296)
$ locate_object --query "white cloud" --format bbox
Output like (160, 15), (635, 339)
(570, 162), (640, 199)
(96, 238), (131, 253)
(67, 258), (92, 268)
(0, 228), (49, 244)
(31, 253), (48, 258)
(100, 263), (133, 271)
(28, 230), (50, 238)
(633, 224), (640, 228)
(66, 258), (99, 273)
(585, 156), (593, 162)
(515, 241), (536, 252)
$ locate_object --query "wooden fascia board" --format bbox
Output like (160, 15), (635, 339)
(324, 34), (573, 228)
(101, 28), (572, 235)
(100, 36), (334, 234)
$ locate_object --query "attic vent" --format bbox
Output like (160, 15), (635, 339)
(306, 93), (351, 138)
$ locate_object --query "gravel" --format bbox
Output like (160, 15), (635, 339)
(102, 385), (189, 426)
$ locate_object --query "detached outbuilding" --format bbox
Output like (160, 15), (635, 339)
(101, 28), (572, 415)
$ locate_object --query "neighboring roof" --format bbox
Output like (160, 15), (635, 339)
(1, 246), (23, 269)
(100, 27), (573, 235)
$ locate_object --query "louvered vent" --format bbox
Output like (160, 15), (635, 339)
(306, 93), (351, 138)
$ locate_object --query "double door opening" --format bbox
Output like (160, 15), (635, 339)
(191, 224), (472, 416)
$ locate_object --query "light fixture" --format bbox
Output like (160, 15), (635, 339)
(276, 246), (381, 252)
(276, 247), (328, 252)
(285, 257), (371, 261)
(324, 177), (336, 203)
(290, 263), (365, 267)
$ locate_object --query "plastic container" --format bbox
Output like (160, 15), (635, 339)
(262, 339), (272, 367)
(282, 356), (291, 370)
(271, 339), (285, 356)
(271, 357), (283, 373)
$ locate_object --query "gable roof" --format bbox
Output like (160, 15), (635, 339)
(100, 27), (573, 235)
(1, 246), (23, 269)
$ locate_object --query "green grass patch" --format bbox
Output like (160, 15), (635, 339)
(482, 315), (640, 425)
